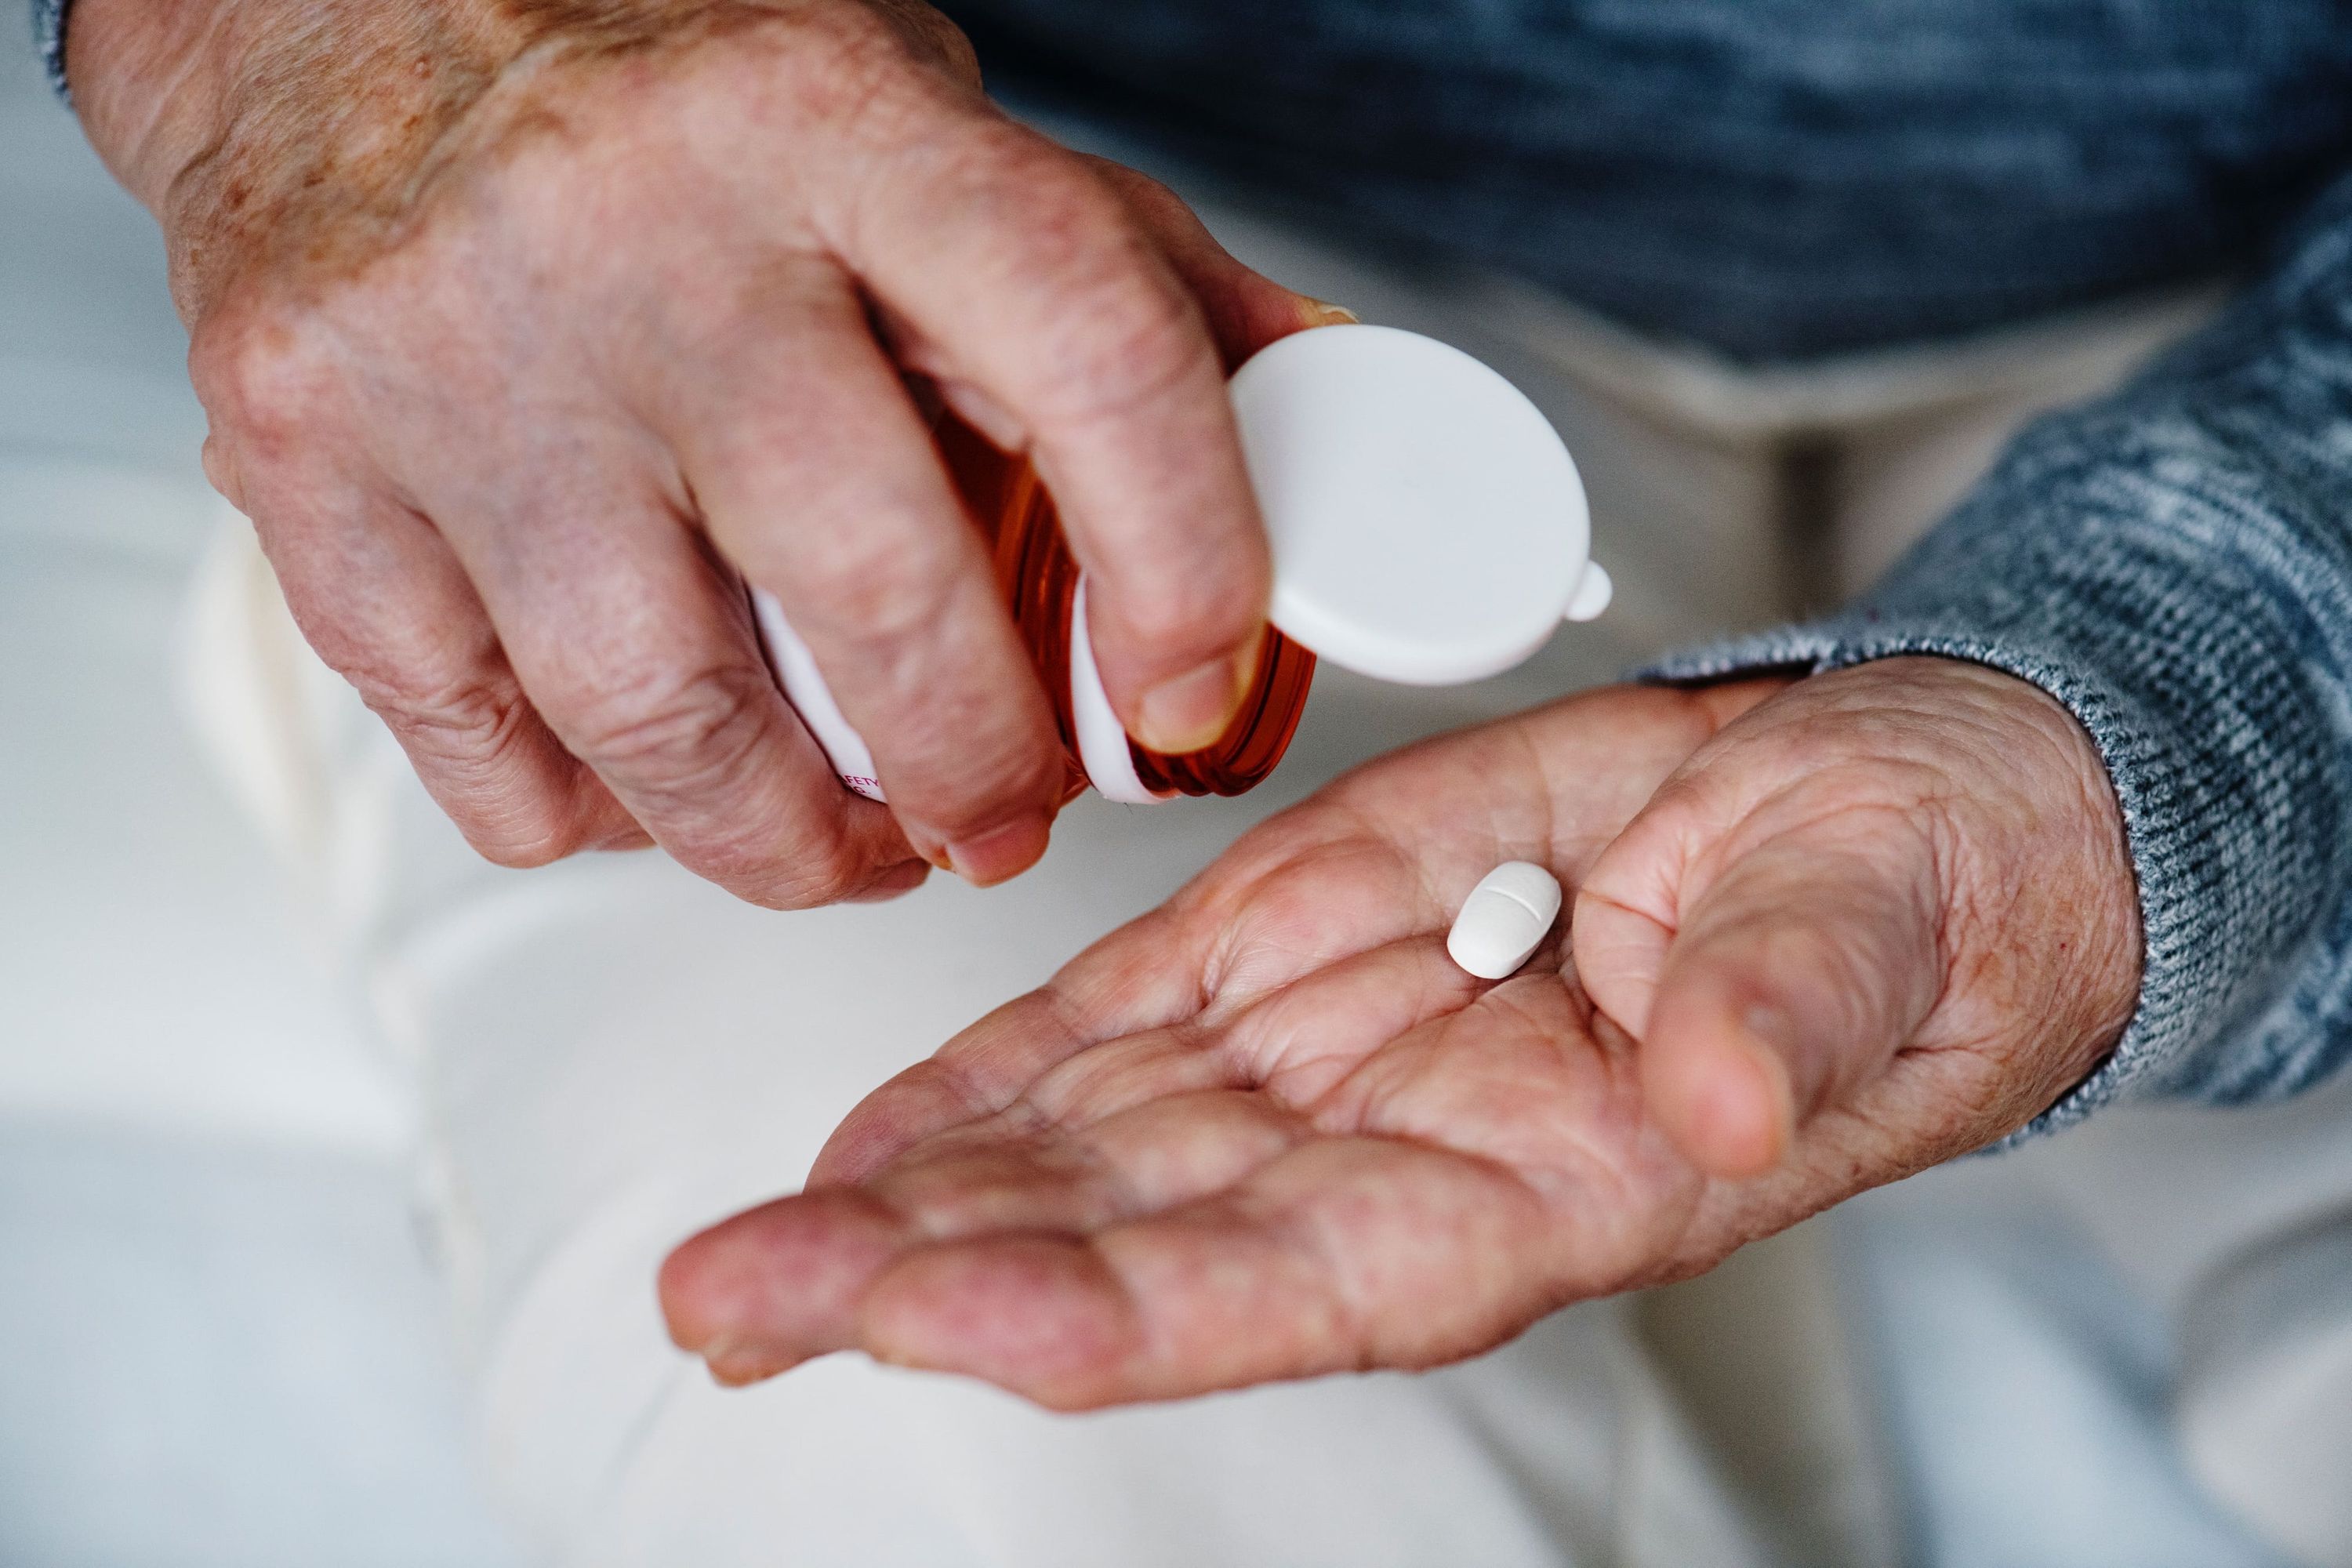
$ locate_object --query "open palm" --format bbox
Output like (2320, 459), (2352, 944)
(660, 681), (1779, 1406)
(661, 659), (2138, 1409)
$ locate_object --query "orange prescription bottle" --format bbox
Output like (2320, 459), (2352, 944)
(940, 417), (1323, 804)
(753, 325), (1613, 808)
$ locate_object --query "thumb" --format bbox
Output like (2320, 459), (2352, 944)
(1577, 804), (1947, 1179)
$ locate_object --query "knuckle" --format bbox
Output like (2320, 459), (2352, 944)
(347, 661), (590, 866)
(826, 0), (980, 89)
(760, 842), (873, 910)
(847, 113), (1216, 420)
(464, 816), (583, 872)
(1044, 279), (1210, 442)
(354, 659), (519, 765)
(977, 132), (1127, 238)
(198, 435), (246, 513)
(913, 126), (1186, 321)
(562, 658), (776, 796)
(789, 535), (960, 648)
(190, 304), (336, 451)
(1004, 180), (1204, 413)
(694, 796), (874, 911)
(774, 4), (956, 144)
(1087, 158), (1183, 222)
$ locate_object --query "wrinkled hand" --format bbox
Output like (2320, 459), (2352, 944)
(660, 659), (2141, 1408)
(1575, 658), (2141, 1181)
(71, 0), (1326, 904)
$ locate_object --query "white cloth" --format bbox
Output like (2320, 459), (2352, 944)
(188, 506), (1771, 1566)
(0, 38), (519, 1560)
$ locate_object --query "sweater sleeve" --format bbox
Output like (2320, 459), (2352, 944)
(31, 0), (68, 97)
(1650, 168), (2352, 1142)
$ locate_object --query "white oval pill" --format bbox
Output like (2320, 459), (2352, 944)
(1446, 862), (1565, 981)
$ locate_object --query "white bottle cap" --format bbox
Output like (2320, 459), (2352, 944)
(760, 326), (1606, 805)
(1234, 325), (1599, 685)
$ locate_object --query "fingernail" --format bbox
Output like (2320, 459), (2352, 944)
(708, 1356), (788, 1388)
(1305, 297), (1361, 327)
(1135, 634), (1261, 756)
(702, 1336), (794, 1388)
(946, 815), (1052, 887)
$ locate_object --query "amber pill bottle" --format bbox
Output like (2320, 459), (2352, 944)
(751, 325), (1607, 811)
(937, 416), (1319, 805)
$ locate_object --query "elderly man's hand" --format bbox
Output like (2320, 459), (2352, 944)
(69, 0), (1327, 904)
(659, 659), (2141, 1406)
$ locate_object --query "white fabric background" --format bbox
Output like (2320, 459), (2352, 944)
(0, 32), (520, 1566)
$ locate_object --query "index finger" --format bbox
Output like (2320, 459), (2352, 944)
(819, 105), (1272, 755)
(858, 1132), (1563, 1410)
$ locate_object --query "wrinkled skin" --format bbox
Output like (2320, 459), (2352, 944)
(70, 0), (1331, 905)
(663, 659), (2143, 1409)
(64, 0), (2147, 1414)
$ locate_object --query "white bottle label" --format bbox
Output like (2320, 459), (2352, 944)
(750, 590), (886, 804)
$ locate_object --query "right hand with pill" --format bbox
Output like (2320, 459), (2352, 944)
(661, 655), (2141, 1406)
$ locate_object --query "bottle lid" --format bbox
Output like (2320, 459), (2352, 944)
(1231, 325), (1600, 686)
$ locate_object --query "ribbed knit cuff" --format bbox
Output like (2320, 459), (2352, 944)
(32, 0), (71, 100)
(1644, 402), (2352, 1148)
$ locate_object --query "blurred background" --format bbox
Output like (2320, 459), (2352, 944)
(0, 27), (521, 1566)
(11, 10), (2352, 1566)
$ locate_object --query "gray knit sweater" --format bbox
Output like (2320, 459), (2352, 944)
(33, 0), (2352, 1135)
(1657, 203), (2352, 1135)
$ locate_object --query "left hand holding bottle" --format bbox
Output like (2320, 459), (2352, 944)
(659, 659), (2141, 1407)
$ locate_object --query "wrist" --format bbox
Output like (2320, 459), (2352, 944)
(63, 0), (353, 215)
(65, 0), (561, 317)
(65, 0), (972, 325)
(63, 0), (237, 209)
